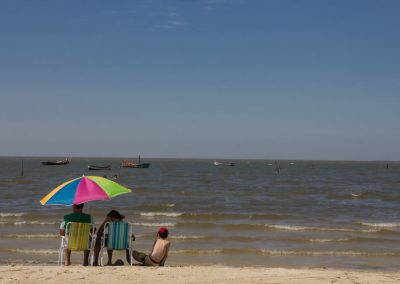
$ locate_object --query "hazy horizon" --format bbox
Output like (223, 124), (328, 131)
(0, 155), (397, 163)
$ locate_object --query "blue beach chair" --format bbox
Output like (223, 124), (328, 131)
(98, 221), (134, 266)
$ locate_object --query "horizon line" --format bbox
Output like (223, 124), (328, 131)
(0, 155), (397, 163)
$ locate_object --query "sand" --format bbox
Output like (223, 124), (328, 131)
(0, 265), (399, 284)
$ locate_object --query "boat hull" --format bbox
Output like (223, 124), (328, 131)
(41, 160), (70, 166)
(88, 165), (112, 170)
(121, 163), (150, 168)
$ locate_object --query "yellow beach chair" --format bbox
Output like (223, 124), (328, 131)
(58, 222), (95, 265)
(98, 221), (134, 266)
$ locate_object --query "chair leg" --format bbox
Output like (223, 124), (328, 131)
(59, 248), (64, 266)
(129, 248), (133, 266)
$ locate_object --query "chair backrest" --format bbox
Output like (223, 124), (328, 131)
(106, 221), (130, 250)
(66, 222), (92, 251)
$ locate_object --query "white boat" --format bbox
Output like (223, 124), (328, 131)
(213, 161), (235, 166)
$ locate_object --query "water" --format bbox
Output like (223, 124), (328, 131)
(0, 157), (399, 270)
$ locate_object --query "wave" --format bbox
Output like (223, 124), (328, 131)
(140, 212), (183, 217)
(131, 222), (176, 227)
(176, 222), (382, 233)
(13, 221), (57, 225)
(261, 250), (400, 257)
(170, 248), (400, 256)
(308, 238), (352, 243)
(180, 212), (289, 221)
(1, 234), (58, 239)
(170, 249), (223, 255)
(0, 221), (57, 226)
(170, 235), (207, 240)
(11, 249), (59, 254)
(0, 212), (25, 217)
(264, 224), (380, 233)
(361, 222), (400, 228)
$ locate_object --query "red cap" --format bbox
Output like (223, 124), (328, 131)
(158, 227), (168, 234)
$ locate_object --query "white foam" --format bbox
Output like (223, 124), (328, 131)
(265, 224), (379, 233)
(11, 249), (59, 254)
(140, 212), (183, 217)
(261, 250), (400, 256)
(361, 222), (400, 228)
(170, 249), (222, 254)
(3, 234), (58, 239)
(266, 225), (309, 231)
(170, 235), (205, 240)
(308, 238), (350, 243)
(131, 222), (176, 227)
(0, 213), (25, 217)
(13, 221), (56, 225)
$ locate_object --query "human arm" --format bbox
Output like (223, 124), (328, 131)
(59, 221), (66, 236)
(97, 217), (111, 236)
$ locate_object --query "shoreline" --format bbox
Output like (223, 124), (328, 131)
(1, 265), (399, 284)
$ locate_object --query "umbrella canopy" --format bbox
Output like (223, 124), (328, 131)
(40, 175), (131, 206)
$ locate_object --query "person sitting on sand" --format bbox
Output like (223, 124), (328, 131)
(131, 227), (170, 266)
(93, 210), (130, 266)
(59, 203), (92, 266)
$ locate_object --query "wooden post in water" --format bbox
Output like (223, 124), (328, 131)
(21, 160), (24, 176)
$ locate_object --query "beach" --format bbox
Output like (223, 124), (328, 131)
(1, 265), (400, 284)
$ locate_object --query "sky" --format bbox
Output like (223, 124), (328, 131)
(0, 0), (399, 160)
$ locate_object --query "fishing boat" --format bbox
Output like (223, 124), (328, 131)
(41, 158), (70, 166)
(213, 161), (235, 166)
(120, 156), (150, 168)
(87, 164), (112, 171)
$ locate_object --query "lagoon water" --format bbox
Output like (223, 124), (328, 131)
(0, 157), (399, 270)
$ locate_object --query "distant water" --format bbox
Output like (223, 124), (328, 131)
(0, 157), (399, 270)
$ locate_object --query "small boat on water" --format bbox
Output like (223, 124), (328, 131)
(213, 161), (235, 167)
(41, 158), (70, 166)
(87, 164), (112, 171)
(120, 156), (150, 168)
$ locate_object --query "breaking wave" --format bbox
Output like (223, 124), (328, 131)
(0, 213), (25, 217)
(361, 222), (400, 228)
(131, 222), (176, 227)
(140, 212), (183, 217)
(11, 249), (59, 254)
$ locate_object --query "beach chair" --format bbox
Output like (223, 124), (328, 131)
(98, 221), (134, 266)
(58, 222), (95, 265)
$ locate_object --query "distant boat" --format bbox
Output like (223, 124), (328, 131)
(120, 156), (150, 168)
(213, 161), (235, 167)
(41, 158), (70, 166)
(88, 164), (112, 171)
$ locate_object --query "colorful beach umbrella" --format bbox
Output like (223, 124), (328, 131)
(40, 175), (132, 206)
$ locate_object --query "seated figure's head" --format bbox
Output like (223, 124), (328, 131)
(73, 203), (84, 212)
(107, 210), (125, 221)
(158, 227), (169, 239)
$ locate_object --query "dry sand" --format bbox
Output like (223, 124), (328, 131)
(0, 265), (399, 284)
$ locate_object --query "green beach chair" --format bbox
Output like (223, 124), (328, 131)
(58, 222), (95, 265)
(98, 221), (134, 266)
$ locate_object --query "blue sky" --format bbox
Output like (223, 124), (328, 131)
(1, 0), (399, 160)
